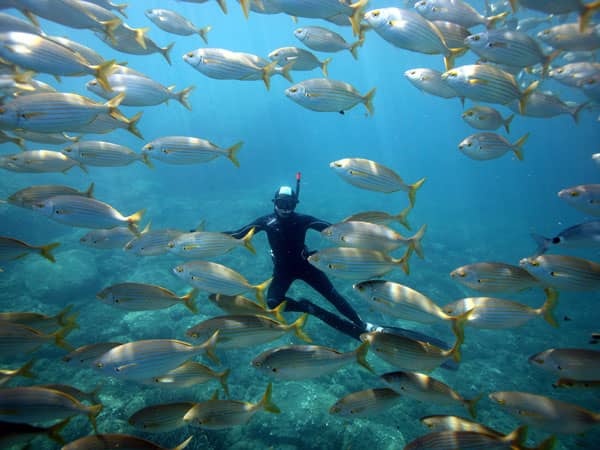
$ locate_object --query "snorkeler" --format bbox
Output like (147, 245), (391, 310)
(222, 173), (378, 340)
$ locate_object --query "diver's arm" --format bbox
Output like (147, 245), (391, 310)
(306, 216), (331, 232)
(222, 217), (267, 239)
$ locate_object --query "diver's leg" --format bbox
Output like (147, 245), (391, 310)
(265, 270), (294, 309)
(299, 265), (365, 327)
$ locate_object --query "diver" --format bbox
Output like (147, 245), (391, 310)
(222, 173), (378, 340)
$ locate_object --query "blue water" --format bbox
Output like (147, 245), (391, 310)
(1, 0), (600, 448)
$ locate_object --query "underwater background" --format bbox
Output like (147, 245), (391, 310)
(1, 0), (599, 448)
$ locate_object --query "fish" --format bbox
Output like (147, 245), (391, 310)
(462, 106), (514, 133)
(142, 136), (242, 167)
(168, 228), (256, 259)
(442, 64), (538, 113)
(414, 0), (508, 28)
(0, 237), (60, 265)
(0, 150), (87, 174)
(548, 62), (600, 87)
(442, 288), (559, 329)
(508, 91), (587, 123)
(582, 75), (600, 101)
(86, 74), (195, 111)
(553, 379), (600, 389)
(125, 229), (184, 256)
(0, 92), (129, 133)
(128, 402), (197, 432)
(285, 78), (375, 115)
(252, 342), (373, 380)
(38, 384), (102, 405)
(404, 427), (530, 450)
(519, 254), (600, 291)
(404, 68), (459, 99)
(0, 418), (70, 448)
(70, 110), (144, 140)
(0, 304), (75, 335)
(32, 195), (145, 234)
(343, 207), (412, 230)
(62, 342), (122, 366)
(45, 35), (106, 66)
(364, 8), (463, 70)
(0, 359), (35, 387)
(360, 329), (464, 372)
(294, 26), (362, 60)
(80, 227), (138, 250)
(381, 371), (481, 418)
(530, 221), (600, 256)
(11, 130), (79, 145)
(269, 47), (331, 77)
(97, 283), (199, 313)
(62, 434), (193, 450)
(95, 23), (174, 64)
(450, 262), (540, 293)
(149, 361), (230, 395)
(432, 20), (471, 50)
(179, 0), (228, 15)
(489, 391), (600, 434)
(510, 0), (600, 31)
(0, 130), (24, 150)
(186, 314), (310, 349)
(0, 386), (102, 432)
(322, 222), (426, 256)
(0, 321), (74, 356)
(538, 23), (600, 52)
(307, 246), (411, 279)
(183, 383), (279, 429)
(330, 158), (426, 206)
(145, 8), (211, 43)
(529, 348), (600, 381)
(93, 333), (219, 380)
(420, 414), (504, 436)
(329, 388), (402, 418)
(458, 132), (528, 161)
(0, 11), (42, 35)
(208, 294), (286, 321)
(172, 260), (272, 303)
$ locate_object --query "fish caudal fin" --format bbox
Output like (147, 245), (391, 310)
(486, 11), (508, 29)
(536, 435), (557, 450)
(54, 304), (74, 326)
(87, 404), (103, 433)
(201, 330), (220, 365)
(182, 288), (200, 314)
(512, 132), (529, 161)
(443, 47), (464, 71)
(198, 26), (212, 44)
(349, 0), (369, 37)
(355, 341), (374, 373)
(408, 177), (426, 207)
(84, 182), (95, 198)
(127, 111), (144, 140)
(93, 59), (116, 93)
(47, 417), (70, 445)
(218, 368), (230, 397)
(580, 1), (600, 32)
(447, 325), (465, 363)
(253, 277), (272, 305)
(216, 0), (228, 14)
(171, 437), (194, 450)
(503, 114), (514, 134)
(226, 141), (243, 167)
(519, 80), (539, 115)
(141, 152), (154, 168)
(106, 92), (128, 123)
(126, 208), (146, 235)
(290, 313), (311, 343)
(450, 308), (473, 344)
(240, 0), (251, 19)
(540, 287), (559, 328)
(39, 242), (60, 263)
(99, 18), (121, 45)
(571, 101), (589, 125)
(362, 87), (376, 116)
(465, 393), (483, 419)
(259, 383), (281, 414)
(134, 27), (149, 49)
(162, 42), (175, 65)
(271, 300), (287, 323)
(174, 86), (195, 111)
(408, 224), (427, 259)
(52, 324), (76, 352)
(261, 60), (279, 90)
(15, 359), (36, 379)
(394, 247), (412, 275)
(278, 61), (295, 83)
(349, 38), (363, 60)
(115, 3), (128, 18)
(242, 227), (256, 254)
(321, 57), (332, 77)
(530, 233), (550, 257)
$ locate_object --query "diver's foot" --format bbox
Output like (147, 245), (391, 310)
(364, 322), (384, 333)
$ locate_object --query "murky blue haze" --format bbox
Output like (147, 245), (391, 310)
(1, 0), (599, 449)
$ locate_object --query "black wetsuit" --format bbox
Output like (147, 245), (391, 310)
(224, 212), (366, 339)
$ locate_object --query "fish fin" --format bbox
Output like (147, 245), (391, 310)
(211, 389), (220, 400)
(278, 61), (295, 83)
(321, 57), (332, 77)
(394, 247), (412, 275)
(349, 0), (369, 37)
(202, 330), (220, 365)
(580, 1), (600, 32)
(486, 11), (508, 29)
(22, 10), (39, 27)
(52, 324), (75, 352)
(15, 359), (36, 379)
(450, 308), (473, 344)
(39, 242), (60, 263)
(127, 208), (146, 235)
(226, 141), (243, 167)
(54, 304), (74, 326)
(84, 182), (95, 198)
(87, 404), (103, 433)
(139, 220), (152, 235)
(512, 132), (529, 161)
(571, 101), (589, 125)
(530, 233), (550, 257)
(259, 382), (280, 414)
(114, 3), (128, 18)
(271, 300), (287, 324)
(47, 417), (70, 446)
(99, 18), (121, 46)
(447, 323), (465, 363)
(349, 38), (363, 60)
(535, 435), (557, 450)
(116, 362), (138, 372)
(126, 111), (144, 140)
(171, 437), (194, 450)
(254, 277), (272, 305)
(261, 60), (279, 91)
(291, 313), (311, 343)
(141, 151), (154, 168)
(242, 226), (256, 254)
(519, 80), (539, 115)
(181, 288), (199, 314)
(503, 425), (529, 445)
(466, 393), (483, 419)
(106, 92), (127, 120)
(89, 383), (104, 404)
(443, 47), (464, 71)
(355, 341), (374, 374)
(21, 112), (46, 119)
(239, 0), (250, 19)
(408, 177), (426, 207)
(216, 0), (228, 14)
(542, 50), (562, 77)
(468, 78), (488, 85)
(395, 206), (412, 230)
(540, 287), (559, 328)
(173, 85), (195, 111)
(408, 224), (427, 259)
(503, 113), (514, 134)
(362, 87), (376, 116)
(161, 42), (175, 65)
(133, 27), (150, 49)
(198, 26), (212, 44)
(508, 0), (518, 12)
(218, 368), (231, 398)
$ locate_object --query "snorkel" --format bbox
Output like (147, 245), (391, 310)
(295, 171), (301, 205)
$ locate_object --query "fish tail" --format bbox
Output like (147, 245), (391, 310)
(362, 87), (376, 116)
(503, 425), (529, 446)
(52, 324), (74, 352)
(141, 151), (154, 168)
(198, 26), (212, 44)
(15, 359), (36, 379)
(508, 0), (518, 12)
(503, 114), (514, 134)
(448, 326), (465, 363)
(354, 341), (374, 374)
(242, 227), (257, 254)
(349, 0), (369, 37)
(218, 368), (231, 397)
(259, 382), (281, 414)
(443, 47), (464, 71)
(12, 136), (26, 150)
(394, 247), (412, 275)
(580, 1), (600, 32)
(535, 435), (557, 450)
(76, 161), (89, 174)
(216, 0), (228, 14)
(201, 330), (220, 365)
(542, 50), (562, 78)
(47, 417), (70, 446)
(271, 300), (287, 324)
(261, 60), (279, 91)
(408, 177), (426, 207)
(22, 10), (39, 28)
(253, 276), (272, 305)
(321, 57), (332, 77)
(115, 3), (128, 18)
(240, 0), (250, 19)
(408, 224), (427, 259)
(290, 313), (312, 343)
(541, 287), (559, 328)
(162, 42), (175, 65)
(512, 132), (529, 161)
(450, 308), (472, 344)
(174, 85), (195, 111)
(465, 393), (483, 419)
(126, 111), (144, 140)
(571, 101), (589, 125)
(530, 233), (550, 256)
(38, 242), (60, 263)
(106, 92), (128, 122)
(87, 404), (103, 433)
(182, 288), (200, 314)
(54, 304), (74, 326)
(84, 182), (95, 198)
(226, 141), (243, 167)
(100, 18), (122, 45)
(519, 80), (539, 115)
(89, 382), (104, 404)
(485, 11), (508, 29)
(395, 206), (412, 230)
(171, 437), (194, 450)
(279, 61), (295, 83)
(349, 38), (363, 60)
(134, 27), (150, 49)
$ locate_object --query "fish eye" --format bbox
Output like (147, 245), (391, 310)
(556, 68), (563, 74)
(254, 361), (262, 367)
(466, 142), (472, 147)
(372, 11), (380, 17)
(175, 266), (183, 272)
(167, 242), (174, 248)
(144, 144), (153, 151)
(96, 362), (104, 368)
(55, 209), (63, 215)
(271, 367), (278, 372)
(472, 35), (480, 41)
(190, 333), (198, 338)
(328, 264), (335, 269)
(530, 260), (540, 267)
(432, 6), (439, 12)
(570, 191), (580, 197)
(186, 52), (194, 58)
(289, 87), (298, 93)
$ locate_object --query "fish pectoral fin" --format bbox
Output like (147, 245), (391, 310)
(517, 409), (544, 418)
(373, 297), (393, 307)
(21, 112), (47, 119)
(328, 263), (346, 270)
(468, 78), (488, 85)
(305, 93), (321, 97)
(487, 41), (508, 48)
(116, 363), (138, 372)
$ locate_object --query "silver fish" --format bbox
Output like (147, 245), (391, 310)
(0, 150), (87, 174)
(63, 434), (193, 450)
(0, 360), (35, 387)
(343, 207), (412, 230)
(404, 427), (528, 450)
(538, 23), (600, 51)
(510, 0), (600, 31)
(0, 236), (60, 264)
(519, 254), (600, 291)
(531, 221), (600, 256)
(462, 106), (513, 133)
(508, 91), (586, 123)
(432, 20), (471, 50)
(128, 402), (197, 432)
(80, 227), (137, 250)
(415, 0), (507, 28)
(329, 388), (402, 418)
(548, 62), (600, 87)
(145, 9), (211, 43)
(63, 342), (122, 366)
(62, 140), (152, 167)
(167, 228), (255, 259)
(96, 23), (174, 64)
(7, 183), (95, 210)
(450, 262), (540, 293)
(269, 46), (331, 77)
(404, 68), (459, 99)
(124, 229), (184, 256)
(149, 361), (230, 395)
(529, 348), (600, 381)
(97, 283), (198, 313)
(294, 26), (362, 60)
(0, 321), (73, 356)
(142, 136), (242, 167)
(458, 132), (528, 161)
(0, 305), (75, 335)
(0, 11), (42, 35)
(75, 110), (144, 140)
(308, 247), (410, 279)
(45, 35), (105, 66)
(12, 130), (79, 145)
